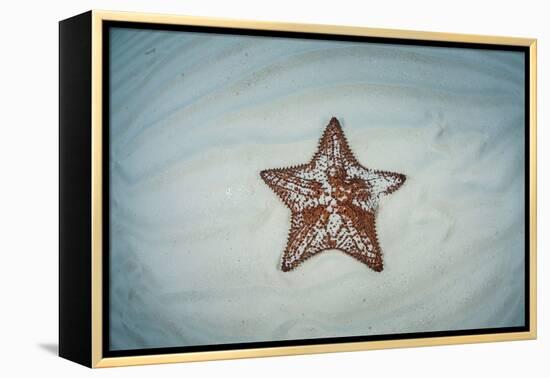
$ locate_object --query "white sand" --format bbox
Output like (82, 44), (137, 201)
(108, 28), (525, 350)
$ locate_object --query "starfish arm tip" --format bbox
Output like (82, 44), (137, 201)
(281, 258), (297, 272)
(259, 169), (277, 185)
(396, 173), (406, 189)
(371, 263), (384, 272)
(259, 171), (269, 186)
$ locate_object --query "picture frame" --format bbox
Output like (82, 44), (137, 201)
(59, 10), (537, 368)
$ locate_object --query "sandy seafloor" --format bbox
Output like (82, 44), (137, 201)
(108, 27), (526, 351)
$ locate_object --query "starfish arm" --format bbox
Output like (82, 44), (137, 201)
(350, 167), (406, 210)
(260, 166), (321, 211)
(334, 209), (383, 272)
(312, 117), (358, 171)
(280, 208), (329, 271)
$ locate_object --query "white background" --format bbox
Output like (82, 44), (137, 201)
(0, 0), (546, 376)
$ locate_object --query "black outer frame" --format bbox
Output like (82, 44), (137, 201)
(59, 11), (92, 368)
(59, 11), (531, 368)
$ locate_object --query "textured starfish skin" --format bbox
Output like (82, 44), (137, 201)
(260, 117), (405, 272)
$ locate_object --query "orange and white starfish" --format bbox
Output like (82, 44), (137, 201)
(260, 117), (405, 272)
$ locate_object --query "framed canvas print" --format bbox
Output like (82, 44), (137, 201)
(59, 10), (537, 368)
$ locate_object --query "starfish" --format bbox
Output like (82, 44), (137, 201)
(260, 117), (405, 272)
